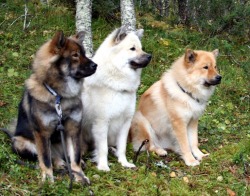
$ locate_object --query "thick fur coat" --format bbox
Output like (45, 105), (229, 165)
(130, 49), (221, 166)
(7, 31), (97, 182)
(82, 26), (152, 171)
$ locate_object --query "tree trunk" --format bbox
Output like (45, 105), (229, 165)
(160, 0), (169, 17)
(75, 0), (93, 58)
(40, 0), (48, 5)
(120, 0), (136, 31)
(178, 0), (190, 25)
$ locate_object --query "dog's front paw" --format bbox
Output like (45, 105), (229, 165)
(41, 171), (54, 183)
(149, 146), (168, 157)
(74, 172), (90, 185)
(192, 148), (210, 161)
(184, 158), (200, 166)
(195, 153), (210, 161)
(155, 148), (168, 157)
(97, 163), (110, 171)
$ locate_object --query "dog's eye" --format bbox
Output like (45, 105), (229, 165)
(203, 66), (208, 69)
(72, 52), (79, 58)
(130, 47), (136, 51)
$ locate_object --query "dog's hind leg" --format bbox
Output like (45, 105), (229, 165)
(33, 131), (54, 182)
(12, 136), (38, 160)
(51, 143), (66, 169)
(130, 111), (168, 157)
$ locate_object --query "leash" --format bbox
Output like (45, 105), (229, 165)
(44, 83), (93, 194)
(133, 139), (149, 163)
(133, 139), (152, 174)
(43, 83), (74, 190)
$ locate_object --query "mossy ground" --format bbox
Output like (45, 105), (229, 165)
(0, 1), (249, 195)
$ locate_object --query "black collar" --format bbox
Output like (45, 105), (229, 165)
(177, 82), (200, 103)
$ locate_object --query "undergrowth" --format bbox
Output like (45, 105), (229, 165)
(0, 0), (249, 195)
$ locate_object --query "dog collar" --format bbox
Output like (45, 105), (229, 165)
(43, 83), (63, 119)
(177, 82), (200, 103)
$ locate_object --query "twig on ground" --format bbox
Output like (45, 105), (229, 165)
(23, 0), (30, 30)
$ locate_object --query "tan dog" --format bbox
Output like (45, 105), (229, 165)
(130, 49), (221, 166)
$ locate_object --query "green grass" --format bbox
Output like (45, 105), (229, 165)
(0, 1), (249, 195)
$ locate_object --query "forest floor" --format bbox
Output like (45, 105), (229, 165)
(0, 1), (249, 195)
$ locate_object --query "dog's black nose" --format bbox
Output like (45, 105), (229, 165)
(216, 75), (222, 81)
(90, 62), (97, 70)
(147, 54), (152, 61)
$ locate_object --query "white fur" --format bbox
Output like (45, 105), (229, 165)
(42, 113), (57, 127)
(64, 76), (82, 97)
(82, 28), (149, 171)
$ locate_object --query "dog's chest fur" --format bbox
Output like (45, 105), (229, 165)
(82, 85), (136, 146)
(25, 92), (83, 128)
(83, 86), (136, 120)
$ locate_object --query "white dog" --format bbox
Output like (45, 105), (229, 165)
(81, 26), (152, 171)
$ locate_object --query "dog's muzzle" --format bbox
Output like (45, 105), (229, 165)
(204, 75), (222, 87)
(74, 61), (97, 79)
(130, 54), (152, 69)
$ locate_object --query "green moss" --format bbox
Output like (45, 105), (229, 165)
(0, 0), (249, 195)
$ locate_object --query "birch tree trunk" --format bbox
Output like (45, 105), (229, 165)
(120, 0), (136, 31)
(75, 0), (93, 58)
(40, 0), (48, 5)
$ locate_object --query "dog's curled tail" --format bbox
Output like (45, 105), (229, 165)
(0, 119), (17, 138)
(0, 128), (13, 138)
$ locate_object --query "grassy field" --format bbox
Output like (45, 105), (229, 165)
(0, 1), (249, 195)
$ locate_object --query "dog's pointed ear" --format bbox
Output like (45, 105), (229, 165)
(114, 26), (128, 44)
(135, 29), (144, 40)
(51, 31), (66, 51)
(185, 49), (197, 64)
(75, 31), (85, 44)
(212, 49), (219, 58)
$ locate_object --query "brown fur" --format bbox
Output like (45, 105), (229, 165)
(9, 31), (97, 182)
(130, 49), (221, 166)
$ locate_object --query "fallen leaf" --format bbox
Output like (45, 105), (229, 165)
(201, 149), (209, 154)
(229, 165), (237, 174)
(226, 188), (236, 196)
(183, 176), (189, 183)
(170, 171), (176, 178)
(0, 101), (7, 107)
(151, 172), (157, 177)
(12, 52), (19, 57)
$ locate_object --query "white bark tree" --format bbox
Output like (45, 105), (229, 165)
(120, 0), (136, 31)
(75, 0), (93, 58)
(75, 0), (137, 56)
(40, 0), (48, 5)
